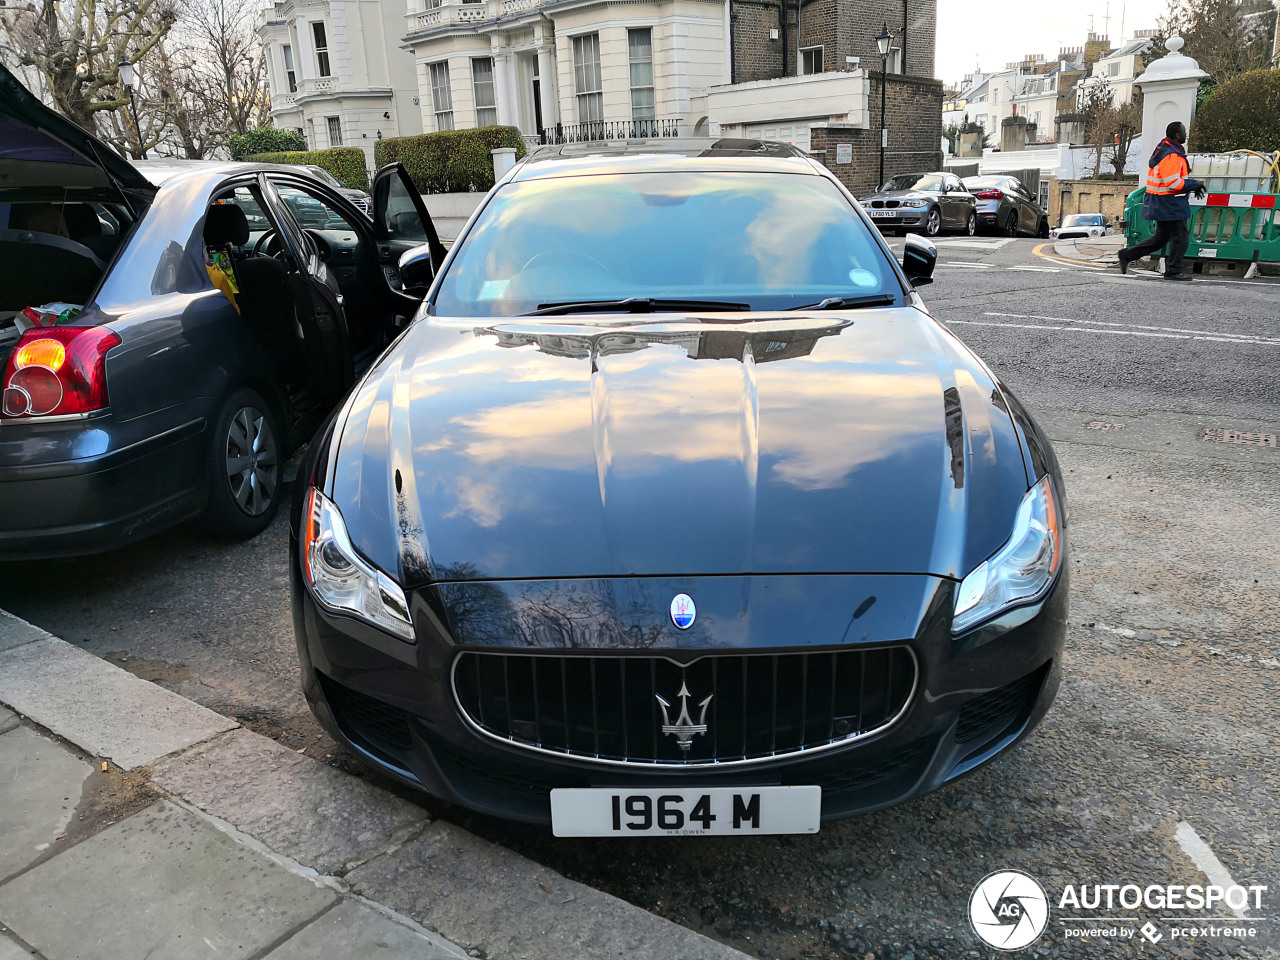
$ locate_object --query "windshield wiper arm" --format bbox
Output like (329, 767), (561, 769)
(527, 297), (750, 316)
(789, 294), (897, 311)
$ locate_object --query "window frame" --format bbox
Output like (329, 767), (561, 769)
(471, 57), (497, 127)
(282, 44), (297, 93)
(572, 33), (603, 123)
(429, 60), (455, 131)
(311, 21), (330, 78)
(800, 45), (824, 75)
(325, 116), (343, 147)
(627, 28), (655, 123)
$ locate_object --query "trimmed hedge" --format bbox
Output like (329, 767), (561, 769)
(246, 147), (370, 190)
(229, 128), (306, 160)
(1191, 69), (1280, 154)
(375, 126), (527, 194)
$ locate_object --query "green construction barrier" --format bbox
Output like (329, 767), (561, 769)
(1123, 187), (1280, 264)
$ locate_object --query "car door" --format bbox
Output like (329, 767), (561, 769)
(1012, 180), (1035, 234)
(945, 174), (969, 228)
(256, 173), (353, 410)
(371, 163), (447, 295)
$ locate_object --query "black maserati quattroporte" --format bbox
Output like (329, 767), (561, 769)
(289, 140), (1069, 835)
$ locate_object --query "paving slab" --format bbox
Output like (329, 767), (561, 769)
(262, 898), (467, 960)
(0, 636), (235, 770)
(0, 800), (335, 960)
(154, 728), (429, 875)
(347, 821), (749, 960)
(0, 934), (35, 960)
(0, 610), (46, 654)
(0, 705), (17, 736)
(0, 725), (92, 882)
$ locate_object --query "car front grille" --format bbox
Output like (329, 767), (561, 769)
(452, 648), (916, 768)
(869, 200), (902, 209)
(351, 196), (371, 215)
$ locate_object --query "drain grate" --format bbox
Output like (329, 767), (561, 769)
(1200, 428), (1278, 447)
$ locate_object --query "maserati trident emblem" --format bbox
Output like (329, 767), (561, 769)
(656, 681), (713, 753)
(669, 593), (696, 630)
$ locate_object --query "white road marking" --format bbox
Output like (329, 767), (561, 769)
(934, 237), (1018, 249)
(1174, 822), (1250, 919)
(946, 318), (1280, 346)
(939, 261), (993, 268)
(983, 312), (1280, 345)
(1007, 266), (1062, 272)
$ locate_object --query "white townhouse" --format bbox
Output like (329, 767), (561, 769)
(258, 0), (424, 168)
(402, 0), (727, 142)
(1075, 32), (1157, 108)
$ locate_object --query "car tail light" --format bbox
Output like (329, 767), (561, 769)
(974, 189), (1005, 200)
(2, 326), (120, 419)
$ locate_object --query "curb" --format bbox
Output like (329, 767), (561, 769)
(0, 607), (751, 960)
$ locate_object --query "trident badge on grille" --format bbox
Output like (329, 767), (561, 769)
(656, 681), (713, 753)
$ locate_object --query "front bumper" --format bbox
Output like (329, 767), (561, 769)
(867, 210), (927, 230)
(291, 562), (1069, 826)
(0, 415), (207, 559)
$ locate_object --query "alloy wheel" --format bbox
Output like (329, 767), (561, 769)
(224, 406), (278, 517)
(965, 212), (976, 236)
(925, 209), (941, 237)
(1006, 213), (1019, 237)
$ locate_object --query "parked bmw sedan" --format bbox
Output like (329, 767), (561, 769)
(859, 171), (976, 237)
(0, 65), (447, 558)
(290, 139), (1069, 833)
(962, 175), (1050, 238)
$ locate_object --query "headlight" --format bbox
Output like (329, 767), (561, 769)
(953, 476), (1062, 633)
(902, 199), (927, 208)
(303, 487), (415, 641)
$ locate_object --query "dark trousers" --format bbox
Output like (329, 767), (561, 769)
(1121, 219), (1190, 275)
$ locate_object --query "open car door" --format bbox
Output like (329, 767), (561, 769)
(371, 163), (446, 298)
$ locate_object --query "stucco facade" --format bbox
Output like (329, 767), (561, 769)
(259, 0), (423, 168)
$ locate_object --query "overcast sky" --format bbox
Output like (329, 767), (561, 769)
(935, 0), (1171, 87)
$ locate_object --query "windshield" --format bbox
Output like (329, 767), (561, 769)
(1063, 214), (1104, 226)
(880, 174), (940, 192)
(300, 165), (340, 188)
(431, 172), (900, 317)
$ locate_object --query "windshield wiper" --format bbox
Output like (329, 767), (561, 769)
(527, 297), (751, 316)
(789, 294), (897, 311)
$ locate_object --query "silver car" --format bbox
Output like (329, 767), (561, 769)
(860, 172), (977, 237)
(962, 176), (1049, 238)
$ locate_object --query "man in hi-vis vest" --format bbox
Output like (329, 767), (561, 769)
(1118, 121), (1205, 281)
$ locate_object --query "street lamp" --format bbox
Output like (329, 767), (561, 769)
(875, 23), (891, 188)
(118, 58), (147, 159)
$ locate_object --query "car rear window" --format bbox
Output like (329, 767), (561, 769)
(432, 172), (899, 317)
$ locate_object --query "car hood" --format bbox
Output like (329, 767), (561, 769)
(330, 310), (1032, 586)
(0, 64), (155, 199)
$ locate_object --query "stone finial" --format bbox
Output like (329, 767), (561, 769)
(1165, 34), (1184, 55)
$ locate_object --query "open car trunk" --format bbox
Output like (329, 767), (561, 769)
(0, 65), (156, 366)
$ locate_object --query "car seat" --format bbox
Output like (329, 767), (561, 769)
(61, 203), (122, 263)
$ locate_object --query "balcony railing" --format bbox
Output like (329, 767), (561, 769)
(410, 0), (532, 30)
(296, 77), (334, 97)
(539, 119), (680, 144)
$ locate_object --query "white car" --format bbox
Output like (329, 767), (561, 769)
(1050, 213), (1114, 240)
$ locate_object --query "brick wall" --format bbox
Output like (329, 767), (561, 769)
(732, 0), (936, 82)
(812, 72), (943, 196)
(1048, 178), (1134, 225)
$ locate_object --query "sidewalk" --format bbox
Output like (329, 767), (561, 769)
(0, 609), (749, 960)
(1056, 232), (1280, 278)
(1054, 234), (1123, 264)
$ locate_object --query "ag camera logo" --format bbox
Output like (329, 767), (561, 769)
(969, 869), (1050, 951)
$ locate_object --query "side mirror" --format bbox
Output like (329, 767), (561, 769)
(398, 243), (436, 291)
(901, 234), (937, 286)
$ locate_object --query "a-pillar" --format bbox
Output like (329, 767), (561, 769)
(1132, 35), (1208, 146)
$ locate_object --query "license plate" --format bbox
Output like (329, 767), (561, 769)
(871, 210), (897, 218)
(550, 786), (821, 837)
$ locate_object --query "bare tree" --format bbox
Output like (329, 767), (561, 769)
(0, 0), (177, 140)
(1156, 0), (1278, 82)
(1097, 98), (1143, 180)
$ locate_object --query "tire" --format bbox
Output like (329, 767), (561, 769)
(1038, 218), (1050, 239)
(202, 387), (283, 538)
(963, 211), (977, 236)
(924, 208), (942, 238)
(1005, 212), (1019, 237)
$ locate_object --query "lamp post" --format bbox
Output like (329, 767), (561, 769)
(875, 22), (891, 188)
(118, 58), (147, 159)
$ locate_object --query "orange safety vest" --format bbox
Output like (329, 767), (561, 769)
(1145, 150), (1190, 196)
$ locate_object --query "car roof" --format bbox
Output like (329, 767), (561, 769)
(511, 138), (820, 181)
